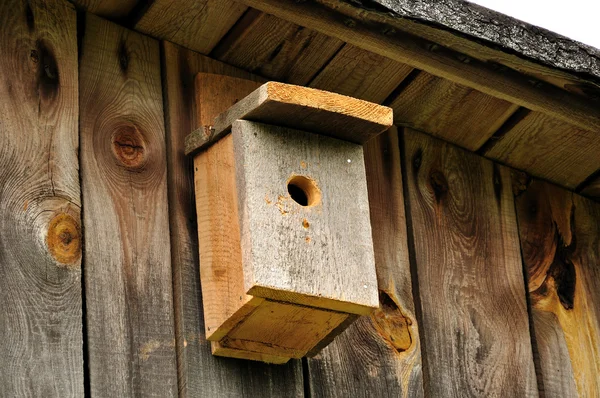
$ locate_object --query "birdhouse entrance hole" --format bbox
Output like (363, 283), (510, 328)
(287, 175), (321, 207)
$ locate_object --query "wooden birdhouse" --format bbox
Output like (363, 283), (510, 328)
(185, 75), (393, 364)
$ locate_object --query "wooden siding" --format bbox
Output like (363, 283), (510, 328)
(65, 0), (600, 198)
(515, 177), (600, 397)
(1, 1), (600, 397)
(402, 130), (538, 397)
(79, 14), (178, 396)
(0, 0), (83, 395)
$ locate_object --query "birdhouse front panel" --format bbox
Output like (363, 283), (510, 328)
(233, 120), (379, 314)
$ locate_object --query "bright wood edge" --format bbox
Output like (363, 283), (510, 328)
(248, 285), (378, 316)
(211, 341), (291, 364)
(237, 0), (600, 135)
(205, 296), (265, 341)
(185, 81), (393, 155)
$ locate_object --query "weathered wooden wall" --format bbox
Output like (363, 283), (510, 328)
(1, 1), (599, 397)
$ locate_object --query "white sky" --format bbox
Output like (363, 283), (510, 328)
(467, 0), (600, 49)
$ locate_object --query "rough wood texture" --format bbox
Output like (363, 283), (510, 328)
(389, 71), (519, 151)
(309, 44), (414, 103)
(68, 0), (137, 18)
(192, 74), (262, 343)
(238, 0), (600, 134)
(307, 128), (424, 397)
(79, 15), (177, 396)
(135, 0), (247, 55)
(233, 120), (379, 314)
(162, 42), (302, 396)
(212, 9), (344, 85)
(186, 81), (393, 154)
(484, 111), (600, 190)
(515, 178), (600, 397)
(193, 134), (263, 342)
(369, 0), (600, 84)
(0, 0), (83, 395)
(216, 300), (348, 362)
(402, 129), (538, 397)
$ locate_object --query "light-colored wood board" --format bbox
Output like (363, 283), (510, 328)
(0, 0), (83, 395)
(233, 120), (379, 314)
(484, 111), (600, 190)
(307, 128), (424, 397)
(79, 14), (177, 396)
(135, 0), (247, 55)
(186, 81), (393, 154)
(389, 71), (519, 151)
(161, 42), (302, 397)
(68, 0), (137, 18)
(223, 301), (348, 359)
(309, 44), (414, 103)
(402, 129), (538, 397)
(211, 341), (290, 364)
(515, 178), (600, 397)
(212, 9), (344, 85)
(237, 0), (600, 134)
(193, 133), (262, 341)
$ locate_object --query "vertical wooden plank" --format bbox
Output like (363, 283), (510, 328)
(0, 0), (83, 396)
(402, 129), (538, 397)
(307, 128), (424, 397)
(162, 41), (303, 397)
(79, 15), (177, 396)
(515, 178), (600, 397)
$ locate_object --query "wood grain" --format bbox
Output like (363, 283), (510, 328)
(212, 9), (344, 85)
(307, 128), (424, 397)
(161, 42), (302, 397)
(309, 44), (414, 103)
(79, 15), (177, 396)
(186, 81), (393, 154)
(389, 71), (519, 151)
(233, 120), (379, 314)
(484, 111), (600, 190)
(135, 0), (247, 55)
(0, 0), (83, 395)
(237, 0), (600, 134)
(193, 74), (262, 342)
(515, 178), (600, 397)
(402, 129), (538, 397)
(217, 300), (348, 361)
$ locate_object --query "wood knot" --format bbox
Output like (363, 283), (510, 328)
(35, 39), (59, 102)
(370, 291), (413, 353)
(412, 148), (422, 174)
(429, 170), (448, 202)
(47, 213), (81, 266)
(112, 124), (147, 169)
(118, 39), (129, 74)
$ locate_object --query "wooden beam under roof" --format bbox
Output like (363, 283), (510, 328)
(237, 0), (600, 134)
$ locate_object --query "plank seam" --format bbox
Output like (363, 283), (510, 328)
(397, 127), (429, 396)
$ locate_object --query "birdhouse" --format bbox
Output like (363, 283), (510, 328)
(186, 78), (393, 364)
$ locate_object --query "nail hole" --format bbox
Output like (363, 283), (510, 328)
(287, 175), (321, 207)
